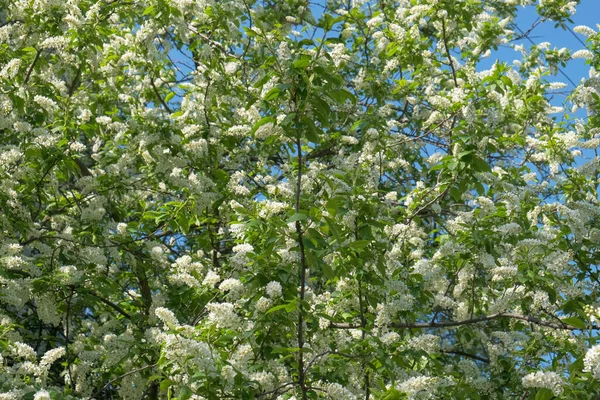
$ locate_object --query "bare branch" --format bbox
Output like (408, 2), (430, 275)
(24, 49), (41, 84)
(330, 312), (597, 331)
(150, 78), (173, 113)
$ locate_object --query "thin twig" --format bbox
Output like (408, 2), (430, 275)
(150, 78), (172, 113)
(93, 363), (158, 396)
(330, 312), (596, 331)
(24, 49), (41, 84)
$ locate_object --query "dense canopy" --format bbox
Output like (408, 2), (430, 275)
(1, 0), (600, 399)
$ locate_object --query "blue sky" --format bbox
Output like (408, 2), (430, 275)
(510, 0), (598, 89)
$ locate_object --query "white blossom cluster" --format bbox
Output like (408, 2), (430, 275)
(522, 371), (564, 396)
(0, 0), (599, 398)
(584, 345), (600, 378)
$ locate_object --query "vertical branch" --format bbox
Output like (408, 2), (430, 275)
(441, 18), (458, 149)
(24, 48), (41, 85)
(67, 64), (83, 97)
(150, 78), (172, 114)
(355, 225), (370, 399)
(358, 279), (370, 399)
(295, 131), (308, 400)
(441, 18), (457, 87)
(65, 287), (74, 389)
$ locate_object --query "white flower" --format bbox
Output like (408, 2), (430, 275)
(547, 82), (568, 90)
(522, 371), (563, 395)
(0, 59), (21, 79)
(39, 36), (69, 49)
(7, 243), (22, 254)
(78, 108), (92, 123)
(155, 307), (179, 328)
(58, 265), (83, 284)
(69, 141), (86, 152)
(266, 281), (282, 298)
(219, 278), (244, 299)
(496, 222), (521, 235)
(258, 200), (287, 218)
(384, 192), (398, 202)
(96, 116), (112, 125)
(33, 391), (51, 400)
(255, 296), (272, 313)
(226, 125), (250, 137)
(380, 331), (399, 345)
(340, 135), (359, 145)
(40, 347), (65, 369)
(12, 342), (36, 360)
(406, 334), (440, 353)
(34, 95), (58, 113)
(203, 270), (221, 287)
(573, 25), (595, 37)
(224, 61), (239, 74)
(222, 365), (236, 383)
(151, 246), (164, 258)
(117, 223), (128, 234)
(326, 382), (356, 400)
(572, 49), (593, 60)
(397, 376), (440, 398)
(233, 243), (254, 254)
(584, 344), (600, 378)
(207, 302), (240, 329)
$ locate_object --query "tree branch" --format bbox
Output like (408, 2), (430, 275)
(295, 133), (308, 400)
(24, 49), (41, 85)
(85, 289), (132, 319)
(93, 363), (157, 397)
(150, 78), (172, 113)
(330, 312), (597, 331)
(441, 349), (490, 363)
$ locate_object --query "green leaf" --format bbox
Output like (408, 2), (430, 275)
(178, 386), (193, 400)
(350, 119), (365, 132)
(328, 89), (356, 105)
(324, 216), (342, 243)
(471, 156), (490, 172)
(303, 117), (322, 143)
(562, 317), (586, 329)
(251, 116), (276, 134)
(213, 169), (229, 183)
(475, 181), (485, 195)
(285, 299), (298, 312)
(349, 240), (370, 250)
(160, 379), (173, 391)
(265, 304), (288, 315)
(293, 55), (312, 69)
(143, 5), (155, 15)
(253, 72), (273, 88)
(457, 150), (474, 159)
(386, 42), (400, 57)
(298, 39), (315, 47)
(311, 95), (331, 127)
(535, 388), (554, 400)
(325, 196), (345, 216)
(321, 262), (334, 280)
(501, 75), (513, 87)
(264, 87), (281, 101)
(164, 92), (175, 102)
(381, 387), (408, 400)
(147, 375), (164, 382)
(287, 213), (308, 223)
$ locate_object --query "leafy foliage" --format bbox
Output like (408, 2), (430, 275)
(0, 0), (600, 399)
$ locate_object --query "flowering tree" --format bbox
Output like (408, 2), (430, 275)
(2, 0), (600, 398)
